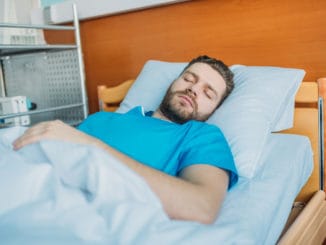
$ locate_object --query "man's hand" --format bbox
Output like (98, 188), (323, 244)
(13, 120), (101, 150)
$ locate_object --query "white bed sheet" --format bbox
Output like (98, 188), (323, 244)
(0, 127), (313, 245)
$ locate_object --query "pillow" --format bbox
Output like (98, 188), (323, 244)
(117, 61), (187, 114)
(117, 60), (305, 178)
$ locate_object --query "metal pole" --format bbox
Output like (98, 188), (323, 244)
(0, 103), (84, 120)
(72, 3), (88, 119)
(318, 97), (324, 191)
(0, 23), (75, 30)
(0, 64), (5, 97)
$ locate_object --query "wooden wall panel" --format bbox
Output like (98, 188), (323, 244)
(73, 0), (326, 113)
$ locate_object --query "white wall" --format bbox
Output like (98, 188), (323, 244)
(31, 0), (189, 24)
(0, 0), (39, 23)
(0, 0), (44, 45)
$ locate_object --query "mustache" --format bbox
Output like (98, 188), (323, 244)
(174, 90), (194, 98)
(174, 90), (197, 108)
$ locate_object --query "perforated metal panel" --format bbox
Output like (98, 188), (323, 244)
(2, 50), (84, 125)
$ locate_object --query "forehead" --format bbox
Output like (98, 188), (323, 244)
(184, 62), (226, 91)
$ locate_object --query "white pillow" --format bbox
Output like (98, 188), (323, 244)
(117, 60), (305, 178)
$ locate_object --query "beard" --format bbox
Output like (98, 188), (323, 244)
(159, 88), (210, 124)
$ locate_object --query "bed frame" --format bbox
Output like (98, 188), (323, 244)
(278, 80), (326, 244)
(97, 79), (326, 245)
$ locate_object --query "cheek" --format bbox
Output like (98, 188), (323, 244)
(171, 80), (189, 90)
(197, 98), (218, 114)
(171, 85), (183, 93)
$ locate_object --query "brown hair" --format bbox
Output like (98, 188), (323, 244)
(181, 55), (234, 105)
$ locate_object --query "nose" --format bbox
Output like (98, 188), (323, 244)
(186, 88), (196, 98)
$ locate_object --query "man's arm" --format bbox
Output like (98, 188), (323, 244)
(13, 120), (229, 224)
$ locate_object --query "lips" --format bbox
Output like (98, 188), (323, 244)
(179, 95), (194, 108)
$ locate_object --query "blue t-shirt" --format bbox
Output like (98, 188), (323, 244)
(77, 107), (238, 188)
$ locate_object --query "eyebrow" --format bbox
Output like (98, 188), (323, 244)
(184, 71), (219, 98)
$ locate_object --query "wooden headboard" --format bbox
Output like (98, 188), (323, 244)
(282, 81), (320, 202)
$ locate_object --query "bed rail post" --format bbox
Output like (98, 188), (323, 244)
(318, 96), (324, 191)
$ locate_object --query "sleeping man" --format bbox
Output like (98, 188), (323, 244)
(12, 55), (238, 224)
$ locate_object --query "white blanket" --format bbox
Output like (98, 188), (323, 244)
(0, 127), (313, 245)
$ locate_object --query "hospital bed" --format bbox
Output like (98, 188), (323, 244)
(0, 60), (325, 244)
(97, 60), (326, 244)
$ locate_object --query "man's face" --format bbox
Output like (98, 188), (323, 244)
(159, 62), (227, 124)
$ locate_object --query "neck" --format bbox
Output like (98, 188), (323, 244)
(152, 109), (171, 122)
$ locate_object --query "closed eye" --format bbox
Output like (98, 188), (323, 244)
(183, 76), (195, 83)
(205, 88), (217, 100)
(205, 91), (213, 99)
(183, 72), (197, 83)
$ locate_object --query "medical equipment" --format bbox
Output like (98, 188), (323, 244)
(0, 96), (31, 126)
